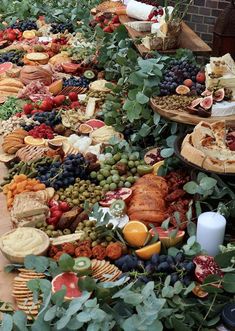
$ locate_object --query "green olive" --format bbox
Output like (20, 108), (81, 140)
(91, 241), (98, 247)
(63, 229), (71, 235)
(46, 230), (52, 236)
(47, 225), (55, 230)
(105, 236), (113, 242)
(101, 242), (108, 247)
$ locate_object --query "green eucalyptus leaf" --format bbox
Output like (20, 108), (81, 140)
(58, 253), (75, 271)
(136, 92), (149, 104)
(223, 273), (235, 293)
(184, 282), (195, 295)
(77, 311), (91, 323)
(1, 314), (13, 331)
(161, 218), (170, 230)
(153, 113), (161, 125)
(44, 306), (57, 322)
(160, 148), (174, 158)
(124, 293), (143, 305)
(199, 177), (217, 190)
(51, 288), (66, 306)
(215, 250), (235, 268)
(169, 228), (179, 239)
(171, 318), (191, 331)
(78, 277), (96, 292)
(24, 255), (49, 273)
(56, 314), (71, 330)
(166, 135), (177, 148)
(168, 247), (180, 257)
(183, 182), (199, 195)
(139, 123), (151, 137)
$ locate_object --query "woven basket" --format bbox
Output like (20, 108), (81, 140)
(143, 22), (181, 51)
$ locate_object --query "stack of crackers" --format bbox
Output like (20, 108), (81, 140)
(91, 260), (122, 282)
(12, 269), (45, 319)
(2, 129), (27, 155)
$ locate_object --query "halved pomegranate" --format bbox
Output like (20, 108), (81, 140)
(193, 255), (223, 283)
(99, 188), (132, 207)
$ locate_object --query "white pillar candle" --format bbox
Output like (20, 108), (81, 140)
(196, 212), (226, 256)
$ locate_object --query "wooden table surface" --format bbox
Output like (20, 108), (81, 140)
(119, 15), (212, 56)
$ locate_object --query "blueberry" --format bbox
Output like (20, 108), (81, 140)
(159, 255), (167, 263)
(145, 263), (155, 274)
(151, 254), (160, 265)
(185, 261), (195, 273)
(166, 256), (175, 265)
(182, 275), (192, 286)
(170, 273), (179, 285)
(157, 262), (170, 273)
(136, 259), (145, 271)
(175, 252), (185, 264)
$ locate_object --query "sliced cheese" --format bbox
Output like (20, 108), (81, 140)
(125, 21), (153, 32)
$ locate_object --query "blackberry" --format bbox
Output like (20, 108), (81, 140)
(11, 20), (37, 32)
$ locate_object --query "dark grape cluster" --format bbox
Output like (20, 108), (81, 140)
(0, 51), (24, 65)
(36, 154), (90, 190)
(32, 110), (62, 127)
(115, 252), (195, 286)
(21, 123), (35, 131)
(63, 76), (90, 88)
(160, 59), (203, 96)
(11, 20), (37, 32)
(50, 22), (74, 34)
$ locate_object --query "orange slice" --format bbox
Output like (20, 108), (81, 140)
(123, 221), (149, 248)
(22, 30), (36, 39)
(135, 241), (161, 260)
(49, 80), (63, 96)
(24, 136), (45, 146)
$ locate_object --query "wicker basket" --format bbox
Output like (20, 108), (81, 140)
(142, 22), (181, 51)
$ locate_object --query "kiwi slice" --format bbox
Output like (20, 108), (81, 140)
(84, 70), (95, 80)
(74, 257), (92, 275)
(109, 199), (126, 217)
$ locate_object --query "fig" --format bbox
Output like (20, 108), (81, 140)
(191, 98), (203, 108)
(197, 107), (211, 118)
(201, 89), (212, 97)
(176, 85), (190, 95)
(114, 162), (128, 175)
(187, 106), (198, 114)
(183, 79), (193, 88)
(193, 255), (223, 283)
(200, 95), (213, 110)
(196, 71), (206, 83)
(213, 88), (225, 102)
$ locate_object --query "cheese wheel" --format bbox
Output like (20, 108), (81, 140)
(126, 0), (154, 21)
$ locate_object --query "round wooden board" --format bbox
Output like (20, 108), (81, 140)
(150, 98), (235, 127)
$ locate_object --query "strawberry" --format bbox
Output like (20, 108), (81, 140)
(7, 32), (16, 41)
(31, 109), (39, 115)
(40, 98), (53, 111)
(104, 19), (110, 25)
(53, 95), (66, 107)
(103, 26), (113, 33)
(111, 15), (119, 24)
(68, 92), (78, 102)
(70, 101), (80, 108)
(23, 103), (33, 114)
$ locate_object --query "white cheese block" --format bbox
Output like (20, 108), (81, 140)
(125, 21), (153, 32)
(211, 101), (235, 117)
(126, 0), (154, 21)
(151, 22), (161, 34)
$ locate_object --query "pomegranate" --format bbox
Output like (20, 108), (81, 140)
(193, 255), (223, 283)
(99, 188), (132, 207)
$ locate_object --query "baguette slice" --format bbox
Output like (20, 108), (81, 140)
(181, 141), (206, 168)
(202, 156), (225, 173)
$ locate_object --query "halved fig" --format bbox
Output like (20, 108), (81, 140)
(200, 95), (213, 110)
(193, 255), (223, 283)
(201, 89), (212, 97)
(213, 88), (225, 102)
(192, 283), (208, 298)
(176, 85), (190, 95)
(99, 188), (132, 207)
(191, 98), (203, 108)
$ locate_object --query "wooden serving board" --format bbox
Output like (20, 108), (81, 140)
(119, 15), (212, 56)
(150, 97), (235, 126)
